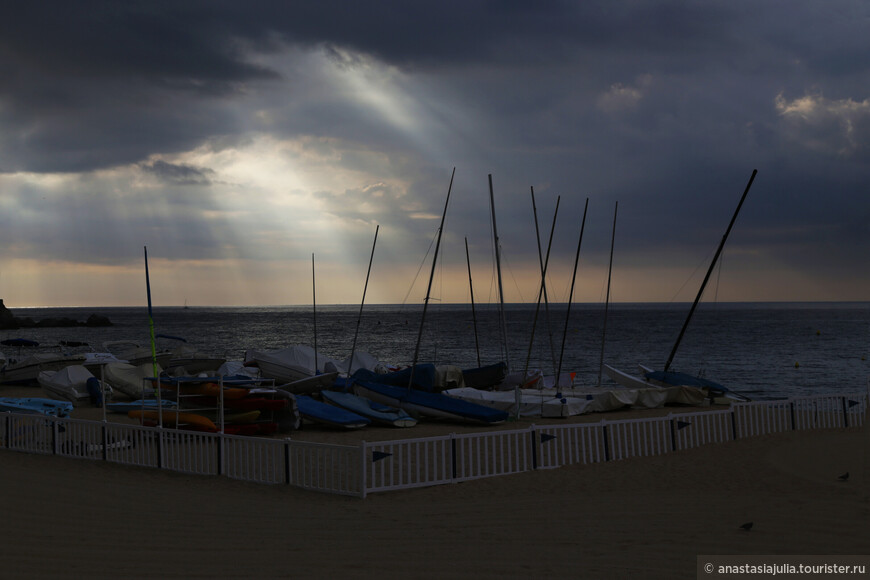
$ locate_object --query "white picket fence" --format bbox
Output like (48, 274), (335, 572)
(1, 390), (866, 498)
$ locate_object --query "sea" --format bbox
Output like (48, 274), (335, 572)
(3, 302), (868, 401)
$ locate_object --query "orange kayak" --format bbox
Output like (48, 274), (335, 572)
(151, 380), (248, 400)
(128, 409), (218, 432)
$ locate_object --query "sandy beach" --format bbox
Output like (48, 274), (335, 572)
(1, 407), (866, 579)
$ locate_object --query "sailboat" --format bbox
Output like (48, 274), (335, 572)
(604, 170), (758, 402)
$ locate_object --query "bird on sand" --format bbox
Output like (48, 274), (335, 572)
(838, 472), (849, 482)
(739, 522), (753, 531)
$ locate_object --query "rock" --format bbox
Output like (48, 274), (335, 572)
(0, 299), (17, 329)
(86, 314), (113, 327)
(0, 299), (113, 328)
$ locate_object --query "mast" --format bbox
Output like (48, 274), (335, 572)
(349, 224), (379, 377)
(312, 253), (318, 374)
(464, 237), (481, 368)
(143, 246), (159, 382)
(530, 186), (559, 374)
(408, 168), (456, 389)
(143, 246), (162, 428)
(488, 174), (510, 371)
(523, 193), (560, 380)
(556, 198), (589, 391)
(596, 201), (618, 388)
(663, 169), (758, 373)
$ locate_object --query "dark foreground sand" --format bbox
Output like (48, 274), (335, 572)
(0, 418), (866, 579)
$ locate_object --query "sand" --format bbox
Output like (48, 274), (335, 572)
(1, 411), (866, 579)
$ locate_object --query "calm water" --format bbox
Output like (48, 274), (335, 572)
(4, 302), (868, 400)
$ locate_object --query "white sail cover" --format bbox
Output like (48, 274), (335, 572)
(38, 364), (109, 404)
(244, 346), (322, 383)
(245, 346), (384, 381)
(103, 362), (161, 399)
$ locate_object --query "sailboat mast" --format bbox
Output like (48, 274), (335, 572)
(464, 237), (481, 368)
(556, 198), (589, 388)
(488, 174), (510, 372)
(664, 169), (758, 373)
(143, 246), (159, 381)
(408, 168), (456, 389)
(530, 186), (559, 374)
(349, 224), (379, 377)
(596, 201), (618, 388)
(523, 193), (560, 380)
(312, 253), (318, 374)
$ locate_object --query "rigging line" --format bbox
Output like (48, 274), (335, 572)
(668, 246), (717, 305)
(499, 251), (527, 304)
(400, 228), (438, 306)
(714, 250), (724, 304)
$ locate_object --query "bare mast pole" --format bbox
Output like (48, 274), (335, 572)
(408, 168), (456, 390)
(464, 237), (481, 368)
(530, 187), (559, 374)
(556, 198), (589, 392)
(664, 169), (757, 373)
(312, 253), (318, 374)
(348, 224), (379, 377)
(488, 174), (510, 372)
(523, 193), (560, 382)
(596, 201), (618, 388)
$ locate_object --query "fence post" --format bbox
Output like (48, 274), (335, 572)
(668, 413), (676, 452)
(530, 424), (538, 470)
(450, 433), (457, 480)
(52, 419), (59, 455)
(602, 420), (610, 461)
(359, 441), (368, 499)
(730, 407), (738, 440)
(284, 439), (291, 486)
(102, 422), (108, 462)
(157, 428), (164, 470)
(841, 397), (849, 428)
(790, 400), (796, 431)
(216, 434), (223, 476)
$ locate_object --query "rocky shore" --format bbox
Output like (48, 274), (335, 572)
(0, 299), (112, 330)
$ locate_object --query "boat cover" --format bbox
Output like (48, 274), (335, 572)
(103, 362), (163, 399)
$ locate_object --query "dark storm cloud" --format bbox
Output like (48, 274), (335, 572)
(1, 1), (869, 303)
(140, 160), (216, 186)
(0, 0), (737, 173)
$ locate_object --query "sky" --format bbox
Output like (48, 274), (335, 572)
(1, 1), (868, 307)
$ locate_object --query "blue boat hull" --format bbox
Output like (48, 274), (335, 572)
(321, 390), (417, 427)
(352, 379), (509, 425)
(295, 395), (370, 429)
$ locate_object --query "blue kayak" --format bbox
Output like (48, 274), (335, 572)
(0, 397), (73, 417)
(321, 390), (417, 428)
(352, 377), (509, 425)
(295, 395), (370, 429)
